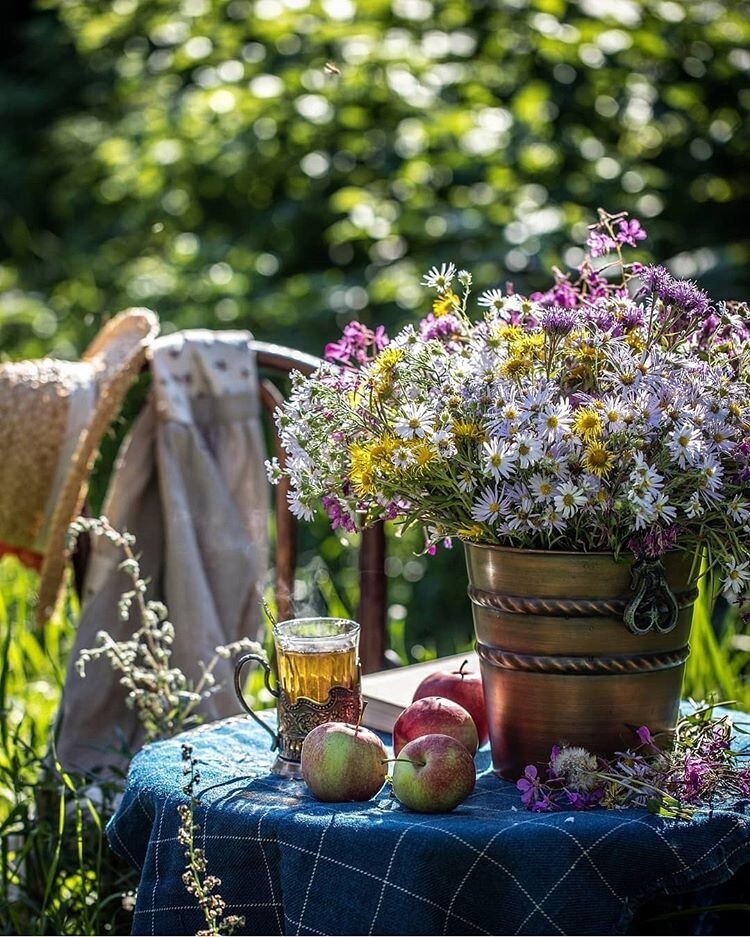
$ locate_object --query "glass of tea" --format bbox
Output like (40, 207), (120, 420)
(234, 617), (362, 778)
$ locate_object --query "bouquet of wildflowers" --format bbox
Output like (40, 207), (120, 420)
(268, 210), (750, 609)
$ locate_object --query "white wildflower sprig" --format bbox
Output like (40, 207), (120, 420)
(68, 516), (262, 743)
(179, 744), (245, 936)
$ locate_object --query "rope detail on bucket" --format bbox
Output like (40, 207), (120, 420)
(467, 585), (698, 618)
(476, 642), (690, 675)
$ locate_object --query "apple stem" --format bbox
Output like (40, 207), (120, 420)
(381, 757), (427, 767)
(458, 658), (469, 679)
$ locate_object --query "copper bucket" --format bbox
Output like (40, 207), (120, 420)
(465, 543), (698, 779)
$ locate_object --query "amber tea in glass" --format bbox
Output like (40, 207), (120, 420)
(234, 618), (361, 778)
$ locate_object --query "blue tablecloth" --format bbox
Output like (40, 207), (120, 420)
(107, 712), (750, 936)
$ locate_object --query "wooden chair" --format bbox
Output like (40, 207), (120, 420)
(72, 340), (388, 673)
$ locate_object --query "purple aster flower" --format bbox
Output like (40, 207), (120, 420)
(587, 230), (616, 258)
(638, 266), (712, 320)
(704, 723), (731, 758)
(699, 313), (720, 338)
(616, 218), (647, 247)
(619, 305), (646, 330)
(542, 306), (576, 337)
(639, 264), (673, 297)
(668, 279), (711, 319)
(585, 304), (617, 332)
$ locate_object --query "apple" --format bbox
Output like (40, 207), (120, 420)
(393, 696), (478, 757)
(391, 734), (476, 813)
(412, 659), (489, 746)
(301, 721), (387, 802)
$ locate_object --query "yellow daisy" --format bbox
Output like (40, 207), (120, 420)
(572, 408), (603, 442)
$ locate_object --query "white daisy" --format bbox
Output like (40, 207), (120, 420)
(543, 507), (567, 533)
(431, 427), (456, 458)
(727, 495), (750, 524)
(651, 493), (677, 524)
(708, 422), (736, 452)
(471, 486), (507, 524)
(457, 469), (474, 493)
(265, 457), (283, 484)
(392, 446), (415, 470)
(477, 289), (508, 313)
(538, 402), (572, 441)
(600, 395), (625, 433)
(504, 294), (542, 319)
(512, 435), (544, 469)
(394, 402), (434, 440)
(287, 489), (315, 521)
(684, 491), (705, 519)
(668, 423), (703, 468)
(698, 455), (724, 498)
(482, 437), (517, 480)
(630, 498), (656, 530)
(554, 482), (587, 518)
(528, 473), (555, 502)
(722, 558), (750, 598)
(629, 457), (663, 498)
(421, 262), (456, 293)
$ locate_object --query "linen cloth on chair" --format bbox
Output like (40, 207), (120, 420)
(57, 330), (269, 775)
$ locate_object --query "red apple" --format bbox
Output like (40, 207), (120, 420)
(301, 721), (387, 802)
(393, 696), (478, 757)
(412, 659), (489, 746)
(391, 734), (476, 813)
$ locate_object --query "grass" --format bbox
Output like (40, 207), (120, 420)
(0, 560), (137, 935)
(0, 553), (748, 934)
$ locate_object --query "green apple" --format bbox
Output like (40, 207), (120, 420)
(391, 734), (476, 813)
(301, 721), (387, 802)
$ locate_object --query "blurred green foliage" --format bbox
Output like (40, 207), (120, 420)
(1, 0), (749, 658)
(2, 0), (750, 361)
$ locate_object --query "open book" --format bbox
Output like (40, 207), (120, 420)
(361, 651), (480, 733)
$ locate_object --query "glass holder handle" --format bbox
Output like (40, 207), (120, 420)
(234, 652), (280, 750)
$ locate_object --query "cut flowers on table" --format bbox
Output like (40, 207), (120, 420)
(517, 701), (750, 818)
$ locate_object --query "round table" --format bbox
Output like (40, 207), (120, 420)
(107, 713), (750, 936)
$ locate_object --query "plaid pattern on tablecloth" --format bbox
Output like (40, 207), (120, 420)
(107, 712), (750, 936)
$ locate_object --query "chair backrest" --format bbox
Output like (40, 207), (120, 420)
(252, 341), (386, 673)
(71, 340), (388, 673)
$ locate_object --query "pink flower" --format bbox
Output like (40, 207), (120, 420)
(517, 764), (541, 806)
(587, 230), (616, 258)
(616, 218), (647, 247)
(636, 725), (654, 747)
